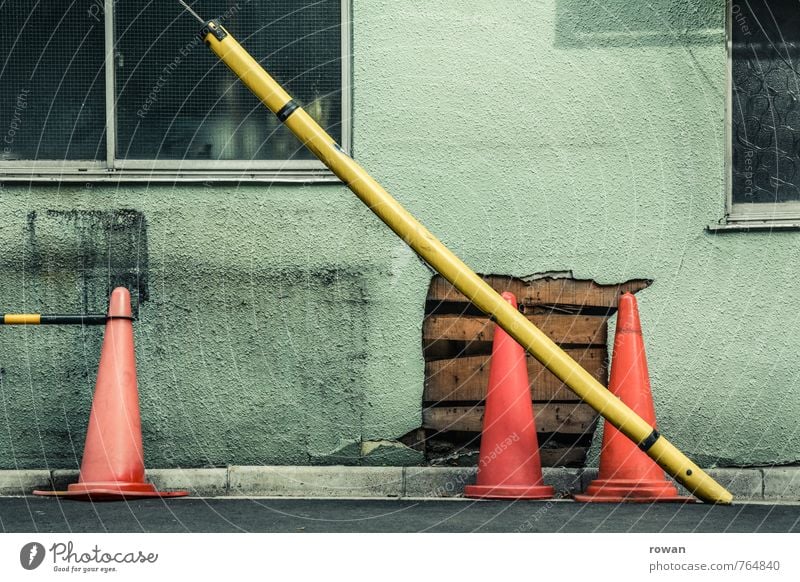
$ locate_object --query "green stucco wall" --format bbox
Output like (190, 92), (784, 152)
(1, 0), (798, 470)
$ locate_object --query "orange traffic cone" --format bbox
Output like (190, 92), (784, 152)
(574, 293), (691, 503)
(34, 288), (187, 500)
(464, 292), (554, 499)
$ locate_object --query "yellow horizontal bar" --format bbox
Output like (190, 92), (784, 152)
(3, 314), (41, 325)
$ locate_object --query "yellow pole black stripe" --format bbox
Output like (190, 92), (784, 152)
(276, 100), (299, 123)
(1, 314), (109, 325)
(638, 429), (660, 452)
(199, 22), (733, 505)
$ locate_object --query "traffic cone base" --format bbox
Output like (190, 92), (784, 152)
(33, 482), (188, 501)
(573, 479), (693, 503)
(464, 483), (554, 500)
(32, 288), (187, 501)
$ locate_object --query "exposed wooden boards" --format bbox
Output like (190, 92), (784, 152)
(426, 274), (650, 310)
(424, 348), (607, 403)
(423, 339), (488, 360)
(422, 402), (598, 434)
(540, 447), (588, 467)
(522, 278), (651, 309)
(421, 274), (632, 469)
(424, 315), (495, 344)
(427, 275), (526, 304)
(423, 313), (606, 354)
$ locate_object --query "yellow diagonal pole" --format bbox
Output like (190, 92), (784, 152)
(191, 17), (732, 504)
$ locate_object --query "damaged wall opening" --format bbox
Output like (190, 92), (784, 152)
(420, 274), (651, 467)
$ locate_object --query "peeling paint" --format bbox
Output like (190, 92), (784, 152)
(361, 440), (424, 466)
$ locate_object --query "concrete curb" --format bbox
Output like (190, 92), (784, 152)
(1, 466), (798, 501)
(228, 466), (404, 497)
(0, 470), (50, 496)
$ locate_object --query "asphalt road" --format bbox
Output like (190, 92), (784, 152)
(1, 498), (798, 533)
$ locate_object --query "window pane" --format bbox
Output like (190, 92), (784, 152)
(732, 1), (800, 204)
(0, 1), (106, 161)
(115, 1), (342, 162)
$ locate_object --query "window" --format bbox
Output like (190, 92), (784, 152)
(728, 0), (800, 223)
(0, 0), (350, 182)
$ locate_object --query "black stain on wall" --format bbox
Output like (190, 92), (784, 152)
(24, 209), (149, 316)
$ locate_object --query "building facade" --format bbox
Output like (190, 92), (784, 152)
(1, 1), (798, 470)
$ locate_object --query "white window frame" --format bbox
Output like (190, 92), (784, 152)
(723, 0), (800, 228)
(0, 0), (351, 184)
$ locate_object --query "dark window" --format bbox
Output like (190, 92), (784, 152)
(732, 0), (800, 206)
(0, 0), (346, 177)
(115, 1), (342, 162)
(0, 1), (106, 161)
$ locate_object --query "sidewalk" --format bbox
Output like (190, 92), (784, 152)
(1, 466), (799, 501)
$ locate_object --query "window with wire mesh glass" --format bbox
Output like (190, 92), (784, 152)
(731, 0), (800, 221)
(0, 0), (348, 179)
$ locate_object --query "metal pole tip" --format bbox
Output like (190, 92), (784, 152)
(177, 0), (205, 24)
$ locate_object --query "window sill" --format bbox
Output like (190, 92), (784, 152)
(706, 220), (800, 233)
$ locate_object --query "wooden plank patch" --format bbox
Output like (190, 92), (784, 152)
(422, 403), (598, 434)
(540, 447), (588, 467)
(427, 275), (526, 303)
(523, 278), (651, 310)
(423, 313), (606, 360)
(426, 275), (650, 310)
(424, 348), (607, 403)
(420, 273), (646, 468)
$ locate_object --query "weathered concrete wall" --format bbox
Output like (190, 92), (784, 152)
(1, 0), (798, 470)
